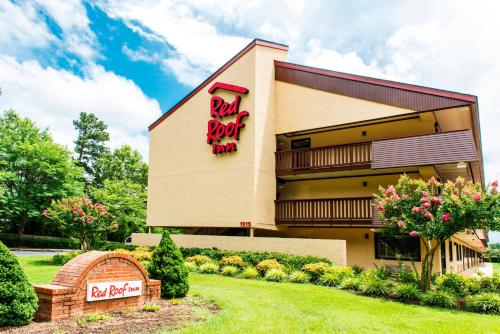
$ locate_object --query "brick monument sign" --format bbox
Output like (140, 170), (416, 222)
(33, 251), (161, 321)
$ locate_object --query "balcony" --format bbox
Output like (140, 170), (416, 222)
(275, 142), (372, 176)
(276, 130), (478, 176)
(275, 197), (381, 227)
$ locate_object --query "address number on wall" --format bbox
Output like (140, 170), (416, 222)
(240, 221), (252, 227)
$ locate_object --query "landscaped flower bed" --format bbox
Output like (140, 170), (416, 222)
(183, 252), (500, 315)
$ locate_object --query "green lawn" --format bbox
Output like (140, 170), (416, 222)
(17, 255), (62, 284)
(491, 262), (500, 274)
(17, 255), (500, 334)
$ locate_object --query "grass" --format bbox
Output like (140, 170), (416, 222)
(17, 255), (62, 284)
(491, 262), (500, 274)
(17, 256), (500, 334)
(172, 274), (500, 334)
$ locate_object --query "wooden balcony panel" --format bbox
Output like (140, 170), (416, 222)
(275, 197), (378, 227)
(276, 142), (372, 176)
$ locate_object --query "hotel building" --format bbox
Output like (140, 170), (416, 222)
(140, 39), (487, 273)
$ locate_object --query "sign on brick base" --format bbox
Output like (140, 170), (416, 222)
(33, 251), (160, 321)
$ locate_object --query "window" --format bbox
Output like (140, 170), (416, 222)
(455, 243), (459, 261)
(374, 233), (421, 261)
(449, 241), (453, 262)
(291, 138), (311, 150)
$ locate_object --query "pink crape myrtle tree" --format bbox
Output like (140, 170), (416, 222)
(376, 175), (500, 291)
(42, 197), (115, 251)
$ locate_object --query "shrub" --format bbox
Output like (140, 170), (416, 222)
(148, 231), (189, 298)
(479, 274), (500, 293)
(394, 283), (421, 302)
(361, 277), (393, 297)
(464, 277), (482, 295)
(142, 304), (160, 312)
(373, 262), (391, 280)
(185, 255), (212, 265)
(340, 277), (362, 291)
(52, 251), (81, 265)
(113, 247), (152, 262)
(99, 241), (137, 251)
(0, 240), (38, 326)
(184, 262), (197, 272)
(220, 255), (244, 268)
(264, 269), (287, 282)
(198, 262), (219, 274)
(180, 247), (331, 271)
(434, 272), (468, 296)
(464, 293), (500, 314)
(301, 262), (332, 281)
(421, 290), (456, 308)
(221, 266), (239, 277)
(288, 271), (311, 284)
(256, 259), (283, 274)
(240, 266), (259, 279)
(351, 265), (365, 276)
(318, 267), (354, 287)
(396, 268), (419, 285)
(0, 233), (79, 249)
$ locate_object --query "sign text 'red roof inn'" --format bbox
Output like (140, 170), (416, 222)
(206, 82), (249, 155)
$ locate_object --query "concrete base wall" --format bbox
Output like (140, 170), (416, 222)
(131, 233), (347, 266)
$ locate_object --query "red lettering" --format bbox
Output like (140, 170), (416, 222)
(206, 84), (249, 155)
(91, 286), (99, 298)
(233, 111), (249, 140)
(210, 96), (223, 118)
(207, 119), (220, 144)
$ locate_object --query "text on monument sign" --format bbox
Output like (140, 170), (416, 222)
(86, 280), (142, 302)
(207, 82), (249, 155)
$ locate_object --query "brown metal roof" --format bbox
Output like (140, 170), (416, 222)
(275, 61), (475, 111)
(372, 130), (478, 169)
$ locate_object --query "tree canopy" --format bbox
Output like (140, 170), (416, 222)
(73, 112), (110, 188)
(377, 175), (500, 290)
(0, 110), (84, 235)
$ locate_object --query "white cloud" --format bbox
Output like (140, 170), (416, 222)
(0, 0), (55, 55)
(122, 44), (160, 63)
(35, 0), (98, 61)
(0, 55), (162, 159)
(97, 0), (250, 86)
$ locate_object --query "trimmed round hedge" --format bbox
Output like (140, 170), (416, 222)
(0, 240), (38, 326)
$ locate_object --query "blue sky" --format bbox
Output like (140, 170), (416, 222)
(1, 1), (499, 241)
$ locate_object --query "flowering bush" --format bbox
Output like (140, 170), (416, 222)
(288, 271), (311, 283)
(240, 266), (259, 279)
(220, 255), (244, 268)
(256, 259), (283, 274)
(376, 175), (500, 290)
(301, 262), (332, 281)
(264, 269), (287, 282)
(185, 255), (212, 265)
(221, 265), (239, 276)
(43, 197), (112, 250)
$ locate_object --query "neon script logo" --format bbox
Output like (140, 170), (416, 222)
(206, 82), (249, 155)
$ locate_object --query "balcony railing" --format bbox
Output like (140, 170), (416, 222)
(276, 142), (372, 175)
(275, 197), (379, 227)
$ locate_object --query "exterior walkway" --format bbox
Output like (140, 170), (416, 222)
(459, 262), (493, 277)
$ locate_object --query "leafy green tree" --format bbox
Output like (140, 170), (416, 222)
(73, 112), (109, 188)
(148, 231), (189, 298)
(92, 179), (147, 242)
(94, 145), (148, 189)
(43, 196), (113, 250)
(0, 110), (83, 236)
(377, 175), (500, 290)
(0, 240), (38, 326)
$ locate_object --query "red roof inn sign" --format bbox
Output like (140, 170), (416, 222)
(87, 280), (142, 302)
(206, 82), (249, 155)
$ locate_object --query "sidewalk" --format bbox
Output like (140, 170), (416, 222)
(459, 262), (493, 277)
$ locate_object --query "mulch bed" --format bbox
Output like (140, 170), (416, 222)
(1, 296), (220, 334)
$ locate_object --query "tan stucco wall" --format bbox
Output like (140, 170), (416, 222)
(278, 114), (436, 150)
(131, 233), (347, 266)
(275, 81), (417, 134)
(147, 45), (287, 229)
(280, 174), (404, 200)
